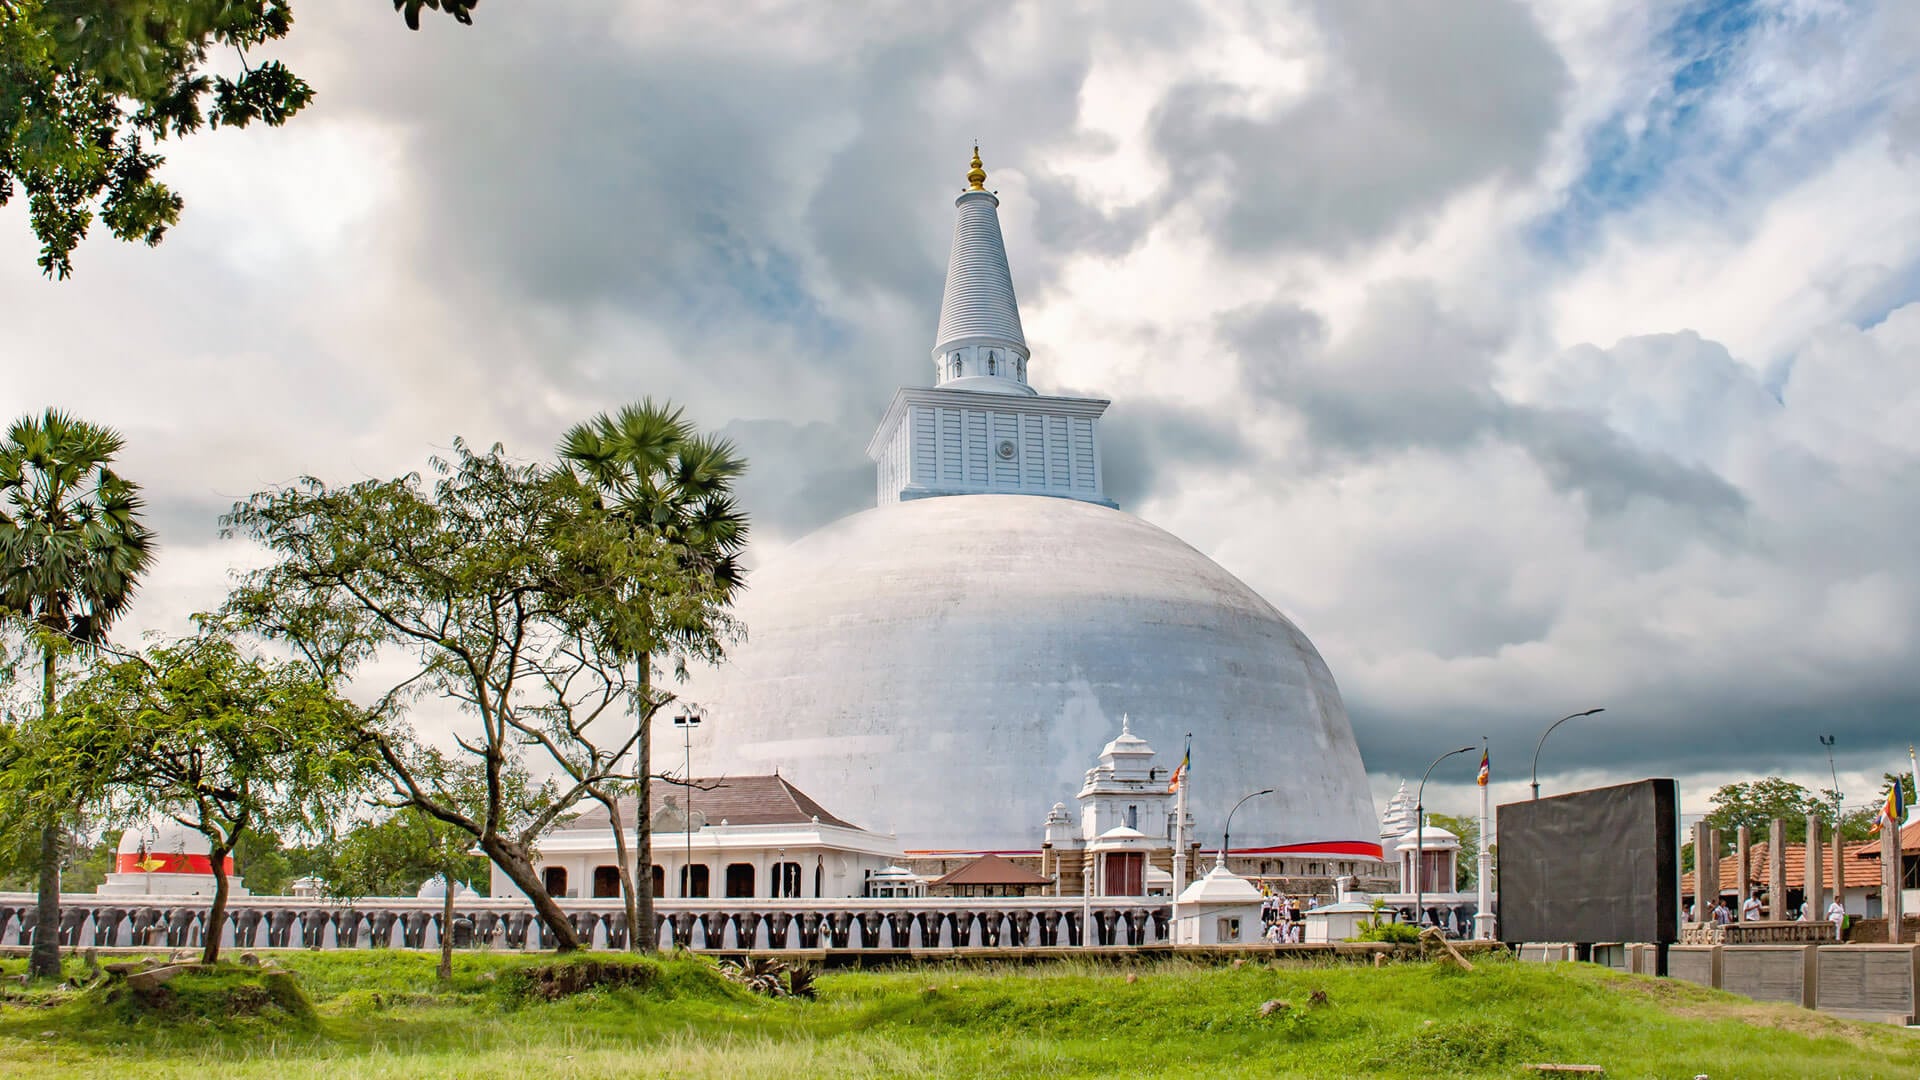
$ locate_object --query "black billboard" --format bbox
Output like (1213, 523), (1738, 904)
(1498, 778), (1679, 944)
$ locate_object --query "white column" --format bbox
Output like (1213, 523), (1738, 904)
(1475, 778), (1494, 939)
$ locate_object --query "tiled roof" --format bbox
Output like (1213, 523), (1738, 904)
(555, 775), (861, 833)
(929, 853), (1054, 888)
(1681, 839), (1885, 894)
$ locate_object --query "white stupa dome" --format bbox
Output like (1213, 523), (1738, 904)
(416, 875), (480, 900)
(1394, 826), (1461, 851)
(685, 493), (1378, 854)
(117, 820), (210, 859)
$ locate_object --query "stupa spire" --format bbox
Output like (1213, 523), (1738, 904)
(932, 145), (1033, 396)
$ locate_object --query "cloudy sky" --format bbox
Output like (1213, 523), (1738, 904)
(5, 0), (1920, 824)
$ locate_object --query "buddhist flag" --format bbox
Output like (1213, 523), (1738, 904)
(1872, 780), (1907, 834)
(1169, 740), (1190, 793)
(1476, 748), (1489, 787)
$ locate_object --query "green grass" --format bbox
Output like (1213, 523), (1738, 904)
(0, 949), (1912, 1078)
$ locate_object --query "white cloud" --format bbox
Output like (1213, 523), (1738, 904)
(4, 0), (1920, 809)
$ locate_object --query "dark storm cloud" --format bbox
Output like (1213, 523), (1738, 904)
(289, 3), (1177, 407)
(716, 417), (875, 541)
(1227, 283), (1746, 523)
(1151, 0), (1568, 255)
(1098, 400), (1255, 508)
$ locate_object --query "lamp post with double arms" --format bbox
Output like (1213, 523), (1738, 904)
(1416, 746), (1477, 932)
(1219, 789), (1275, 871)
(1530, 708), (1605, 801)
(673, 709), (703, 897)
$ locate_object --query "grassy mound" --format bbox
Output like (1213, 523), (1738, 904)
(89, 963), (317, 1033)
(489, 952), (755, 1008)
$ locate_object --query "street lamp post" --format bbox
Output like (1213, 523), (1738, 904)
(1219, 789), (1275, 871)
(1416, 745), (1477, 933)
(673, 709), (703, 898)
(1530, 708), (1606, 801)
(1819, 735), (1842, 822)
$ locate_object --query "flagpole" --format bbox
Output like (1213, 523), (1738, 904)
(1476, 739), (1494, 940)
(1172, 734), (1190, 894)
(1908, 745), (1918, 825)
(1172, 733), (1191, 944)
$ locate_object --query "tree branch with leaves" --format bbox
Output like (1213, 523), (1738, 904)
(219, 438), (733, 952)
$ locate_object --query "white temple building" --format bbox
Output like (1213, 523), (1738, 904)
(1039, 717), (1186, 897)
(682, 149), (1383, 870)
(510, 774), (905, 901)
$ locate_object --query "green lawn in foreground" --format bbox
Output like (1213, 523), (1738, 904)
(0, 949), (1912, 1079)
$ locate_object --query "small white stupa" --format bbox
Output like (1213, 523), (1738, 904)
(1174, 857), (1265, 944)
(97, 820), (249, 898)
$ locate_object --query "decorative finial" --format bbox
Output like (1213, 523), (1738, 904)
(1121, 713), (1131, 735)
(967, 145), (987, 191)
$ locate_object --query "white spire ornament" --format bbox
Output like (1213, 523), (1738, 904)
(932, 145), (1033, 395)
(866, 146), (1116, 507)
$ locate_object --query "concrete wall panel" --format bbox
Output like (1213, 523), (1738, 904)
(1815, 945), (1919, 1024)
(1667, 945), (1720, 988)
(1721, 945), (1815, 1007)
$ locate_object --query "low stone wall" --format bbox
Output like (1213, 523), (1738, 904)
(1844, 916), (1920, 945)
(1642, 943), (1919, 1024)
(1681, 921), (1836, 945)
(1516, 943), (1573, 963)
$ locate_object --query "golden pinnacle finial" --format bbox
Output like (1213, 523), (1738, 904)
(967, 145), (987, 191)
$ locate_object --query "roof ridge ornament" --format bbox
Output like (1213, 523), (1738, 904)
(967, 144), (987, 191)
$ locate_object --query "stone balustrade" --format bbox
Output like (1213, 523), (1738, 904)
(1680, 920), (1839, 945)
(0, 893), (1172, 953)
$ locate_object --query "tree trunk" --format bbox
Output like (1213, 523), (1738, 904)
(201, 847), (233, 965)
(634, 652), (655, 953)
(482, 834), (582, 951)
(438, 875), (454, 982)
(606, 801), (639, 951)
(29, 643), (61, 980)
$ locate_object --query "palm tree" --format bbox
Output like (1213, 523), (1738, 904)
(0, 410), (154, 978)
(558, 400), (746, 951)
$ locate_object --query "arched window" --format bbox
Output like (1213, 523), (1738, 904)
(592, 865), (620, 898)
(725, 863), (755, 898)
(651, 865), (665, 898)
(680, 863), (709, 898)
(543, 866), (569, 898)
(814, 861), (824, 898)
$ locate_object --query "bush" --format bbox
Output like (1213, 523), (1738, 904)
(1353, 921), (1421, 944)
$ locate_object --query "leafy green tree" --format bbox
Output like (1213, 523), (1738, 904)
(1699, 778), (1827, 855)
(220, 440), (726, 952)
(0, 0), (475, 278)
(328, 804), (489, 981)
(229, 829), (334, 897)
(558, 400), (747, 951)
(0, 408), (154, 978)
(56, 633), (372, 963)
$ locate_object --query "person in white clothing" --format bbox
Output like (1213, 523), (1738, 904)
(1827, 899), (1846, 939)
(1741, 895), (1763, 922)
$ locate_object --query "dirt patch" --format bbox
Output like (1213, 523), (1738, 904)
(507, 959), (660, 1002)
